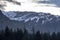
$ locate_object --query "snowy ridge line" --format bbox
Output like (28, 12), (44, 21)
(2, 11), (60, 24)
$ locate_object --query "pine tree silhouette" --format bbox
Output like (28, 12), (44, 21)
(35, 31), (42, 40)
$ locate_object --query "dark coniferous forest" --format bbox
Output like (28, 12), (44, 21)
(0, 26), (60, 40)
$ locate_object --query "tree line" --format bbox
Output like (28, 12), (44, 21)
(0, 26), (60, 40)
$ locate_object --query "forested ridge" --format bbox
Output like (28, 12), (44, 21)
(0, 26), (60, 40)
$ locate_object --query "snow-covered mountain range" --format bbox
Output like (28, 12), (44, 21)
(3, 11), (60, 24)
(1, 10), (60, 33)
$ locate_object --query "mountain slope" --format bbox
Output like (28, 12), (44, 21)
(0, 10), (24, 30)
(0, 10), (10, 29)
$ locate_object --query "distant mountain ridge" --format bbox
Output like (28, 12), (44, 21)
(1, 10), (60, 33)
(9, 11), (60, 24)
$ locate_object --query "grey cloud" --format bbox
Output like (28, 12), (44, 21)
(4, 0), (21, 5)
(0, 5), (4, 10)
(0, 0), (21, 10)
(0, 2), (6, 10)
(36, 0), (60, 7)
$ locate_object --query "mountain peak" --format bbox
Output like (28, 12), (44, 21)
(0, 10), (3, 15)
(0, 10), (9, 20)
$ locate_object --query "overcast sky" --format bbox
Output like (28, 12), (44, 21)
(0, 0), (60, 15)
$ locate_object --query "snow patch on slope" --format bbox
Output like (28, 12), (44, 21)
(3, 11), (16, 18)
(31, 16), (40, 22)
